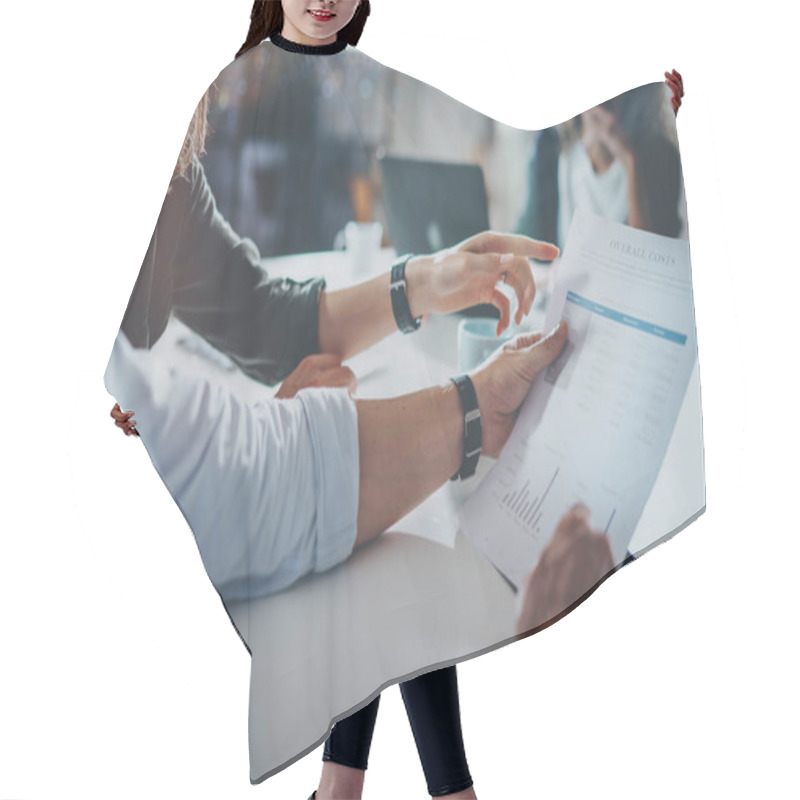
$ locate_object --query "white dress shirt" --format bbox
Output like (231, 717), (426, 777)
(104, 331), (360, 602)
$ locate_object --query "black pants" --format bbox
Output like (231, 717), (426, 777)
(323, 664), (473, 797)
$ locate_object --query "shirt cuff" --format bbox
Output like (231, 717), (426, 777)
(295, 386), (360, 573)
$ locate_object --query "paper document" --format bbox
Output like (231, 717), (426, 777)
(460, 208), (699, 587)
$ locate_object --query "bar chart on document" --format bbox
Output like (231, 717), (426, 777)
(459, 208), (698, 589)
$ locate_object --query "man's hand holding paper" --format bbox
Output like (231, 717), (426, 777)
(461, 208), (700, 589)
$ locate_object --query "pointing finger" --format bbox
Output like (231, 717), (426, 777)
(474, 231), (560, 262)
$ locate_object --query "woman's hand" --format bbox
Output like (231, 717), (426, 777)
(406, 231), (560, 337)
(582, 104), (635, 167)
(469, 321), (569, 458)
(665, 68), (684, 116)
(274, 352), (358, 400)
(110, 402), (139, 437)
(515, 504), (615, 635)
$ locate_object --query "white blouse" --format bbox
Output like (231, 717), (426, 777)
(557, 140), (629, 250)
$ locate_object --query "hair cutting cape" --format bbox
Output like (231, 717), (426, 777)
(104, 33), (704, 783)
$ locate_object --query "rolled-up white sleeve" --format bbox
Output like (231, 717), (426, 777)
(294, 385), (361, 574)
(104, 332), (360, 601)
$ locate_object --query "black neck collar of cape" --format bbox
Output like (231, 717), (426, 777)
(269, 31), (348, 55)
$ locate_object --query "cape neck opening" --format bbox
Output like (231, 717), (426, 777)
(269, 31), (348, 55)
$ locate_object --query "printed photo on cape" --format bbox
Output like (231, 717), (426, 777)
(104, 37), (704, 782)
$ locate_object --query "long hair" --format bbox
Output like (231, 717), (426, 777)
(170, 1), (371, 186)
(236, 0), (370, 59)
(171, 91), (211, 187)
(557, 82), (675, 155)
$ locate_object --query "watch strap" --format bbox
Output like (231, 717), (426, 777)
(389, 254), (422, 334)
(449, 374), (482, 481)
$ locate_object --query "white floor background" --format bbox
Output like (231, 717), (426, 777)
(1, 1), (796, 798)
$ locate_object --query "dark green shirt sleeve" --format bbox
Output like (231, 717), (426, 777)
(170, 155), (327, 386)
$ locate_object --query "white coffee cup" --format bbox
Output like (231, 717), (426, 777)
(344, 221), (383, 278)
(457, 317), (516, 373)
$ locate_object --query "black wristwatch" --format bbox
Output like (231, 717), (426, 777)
(449, 374), (482, 481)
(389, 253), (422, 334)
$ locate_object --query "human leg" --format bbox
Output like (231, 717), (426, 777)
(315, 694), (381, 800)
(400, 665), (475, 798)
